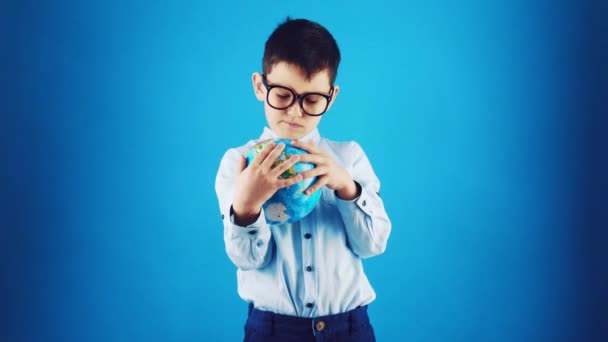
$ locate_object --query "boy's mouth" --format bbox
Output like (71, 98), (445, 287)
(283, 121), (303, 128)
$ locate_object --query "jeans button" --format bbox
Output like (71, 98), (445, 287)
(315, 321), (326, 331)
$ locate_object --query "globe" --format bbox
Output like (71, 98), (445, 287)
(245, 138), (321, 224)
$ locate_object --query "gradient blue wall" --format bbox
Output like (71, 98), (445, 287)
(3, 0), (606, 341)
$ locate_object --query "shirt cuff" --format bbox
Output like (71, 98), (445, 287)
(335, 182), (375, 217)
(228, 206), (269, 240)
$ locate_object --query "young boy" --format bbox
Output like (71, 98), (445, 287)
(215, 18), (391, 341)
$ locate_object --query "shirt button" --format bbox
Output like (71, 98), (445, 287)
(221, 214), (224, 220)
(315, 321), (326, 332)
(306, 266), (313, 272)
(304, 233), (312, 239)
(362, 200), (367, 206)
(306, 303), (314, 308)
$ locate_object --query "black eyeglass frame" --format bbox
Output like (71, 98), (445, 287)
(261, 75), (334, 117)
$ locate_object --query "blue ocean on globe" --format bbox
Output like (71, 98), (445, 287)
(245, 138), (321, 224)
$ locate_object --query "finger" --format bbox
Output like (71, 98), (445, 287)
(260, 142), (286, 170)
(276, 173), (303, 189)
(270, 154), (300, 179)
(304, 175), (329, 196)
(296, 153), (326, 165)
(253, 141), (276, 166)
(297, 165), (329, 180)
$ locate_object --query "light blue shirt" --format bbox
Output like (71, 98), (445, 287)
(215, 127), (391, 317)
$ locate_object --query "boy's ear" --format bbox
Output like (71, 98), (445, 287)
(252, 72), (265, 102)
(326, 85), (340, 111)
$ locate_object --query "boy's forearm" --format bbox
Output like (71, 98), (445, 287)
(224, 224), (274, 270)
(224, 204), (274, 270)
(336, 182), (391, 258)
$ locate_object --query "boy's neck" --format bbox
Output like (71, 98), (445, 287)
(261, 126), (321, 144)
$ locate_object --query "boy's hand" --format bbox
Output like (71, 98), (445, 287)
(291, 140), (360, 201)
(232, 142), (303, 226)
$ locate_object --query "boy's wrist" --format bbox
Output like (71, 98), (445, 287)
(335, 180), (360, 201)
(231, 203), (262, 227)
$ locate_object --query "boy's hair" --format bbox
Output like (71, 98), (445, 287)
(263, 18), (341, 85)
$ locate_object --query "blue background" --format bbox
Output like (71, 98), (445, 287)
(3, 0), (606, 341)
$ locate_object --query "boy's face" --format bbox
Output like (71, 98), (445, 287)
(252, 62), (339, 140)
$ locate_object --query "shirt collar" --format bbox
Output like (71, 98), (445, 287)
(260, 127), (321, 144)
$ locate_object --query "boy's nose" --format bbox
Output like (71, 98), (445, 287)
(286, 102), (304, 117)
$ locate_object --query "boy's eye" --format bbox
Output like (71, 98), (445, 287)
(272, 90), (292, 99)
(304, 95), (323, 104)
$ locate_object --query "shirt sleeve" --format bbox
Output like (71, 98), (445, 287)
(335, 142), (392, 258)
(215, 148), (274, 270)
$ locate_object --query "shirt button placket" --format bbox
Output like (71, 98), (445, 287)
(302, 230), (316, 314)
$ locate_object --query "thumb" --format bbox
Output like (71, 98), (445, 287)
(235, 154), (247, 174)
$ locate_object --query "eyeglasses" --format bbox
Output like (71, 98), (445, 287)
(262, 75), (334, 116)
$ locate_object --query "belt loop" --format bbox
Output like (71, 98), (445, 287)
(348, 310), (354, 335)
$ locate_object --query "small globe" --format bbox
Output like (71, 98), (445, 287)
(245, 138), (321, 224)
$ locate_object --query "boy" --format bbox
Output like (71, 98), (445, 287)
(215, 18), (391, 341)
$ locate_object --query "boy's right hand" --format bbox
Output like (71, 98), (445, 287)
(232, 142), (303, 226)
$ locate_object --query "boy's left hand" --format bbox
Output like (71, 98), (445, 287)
(291, 140), (360, 201)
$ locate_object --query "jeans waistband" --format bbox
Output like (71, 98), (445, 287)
(246, 304), (369, 335)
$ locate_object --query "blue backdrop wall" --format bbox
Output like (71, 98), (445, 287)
(3, 0), (606, 341)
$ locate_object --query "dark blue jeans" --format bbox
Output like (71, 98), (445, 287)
(244, 304), (376, 342)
